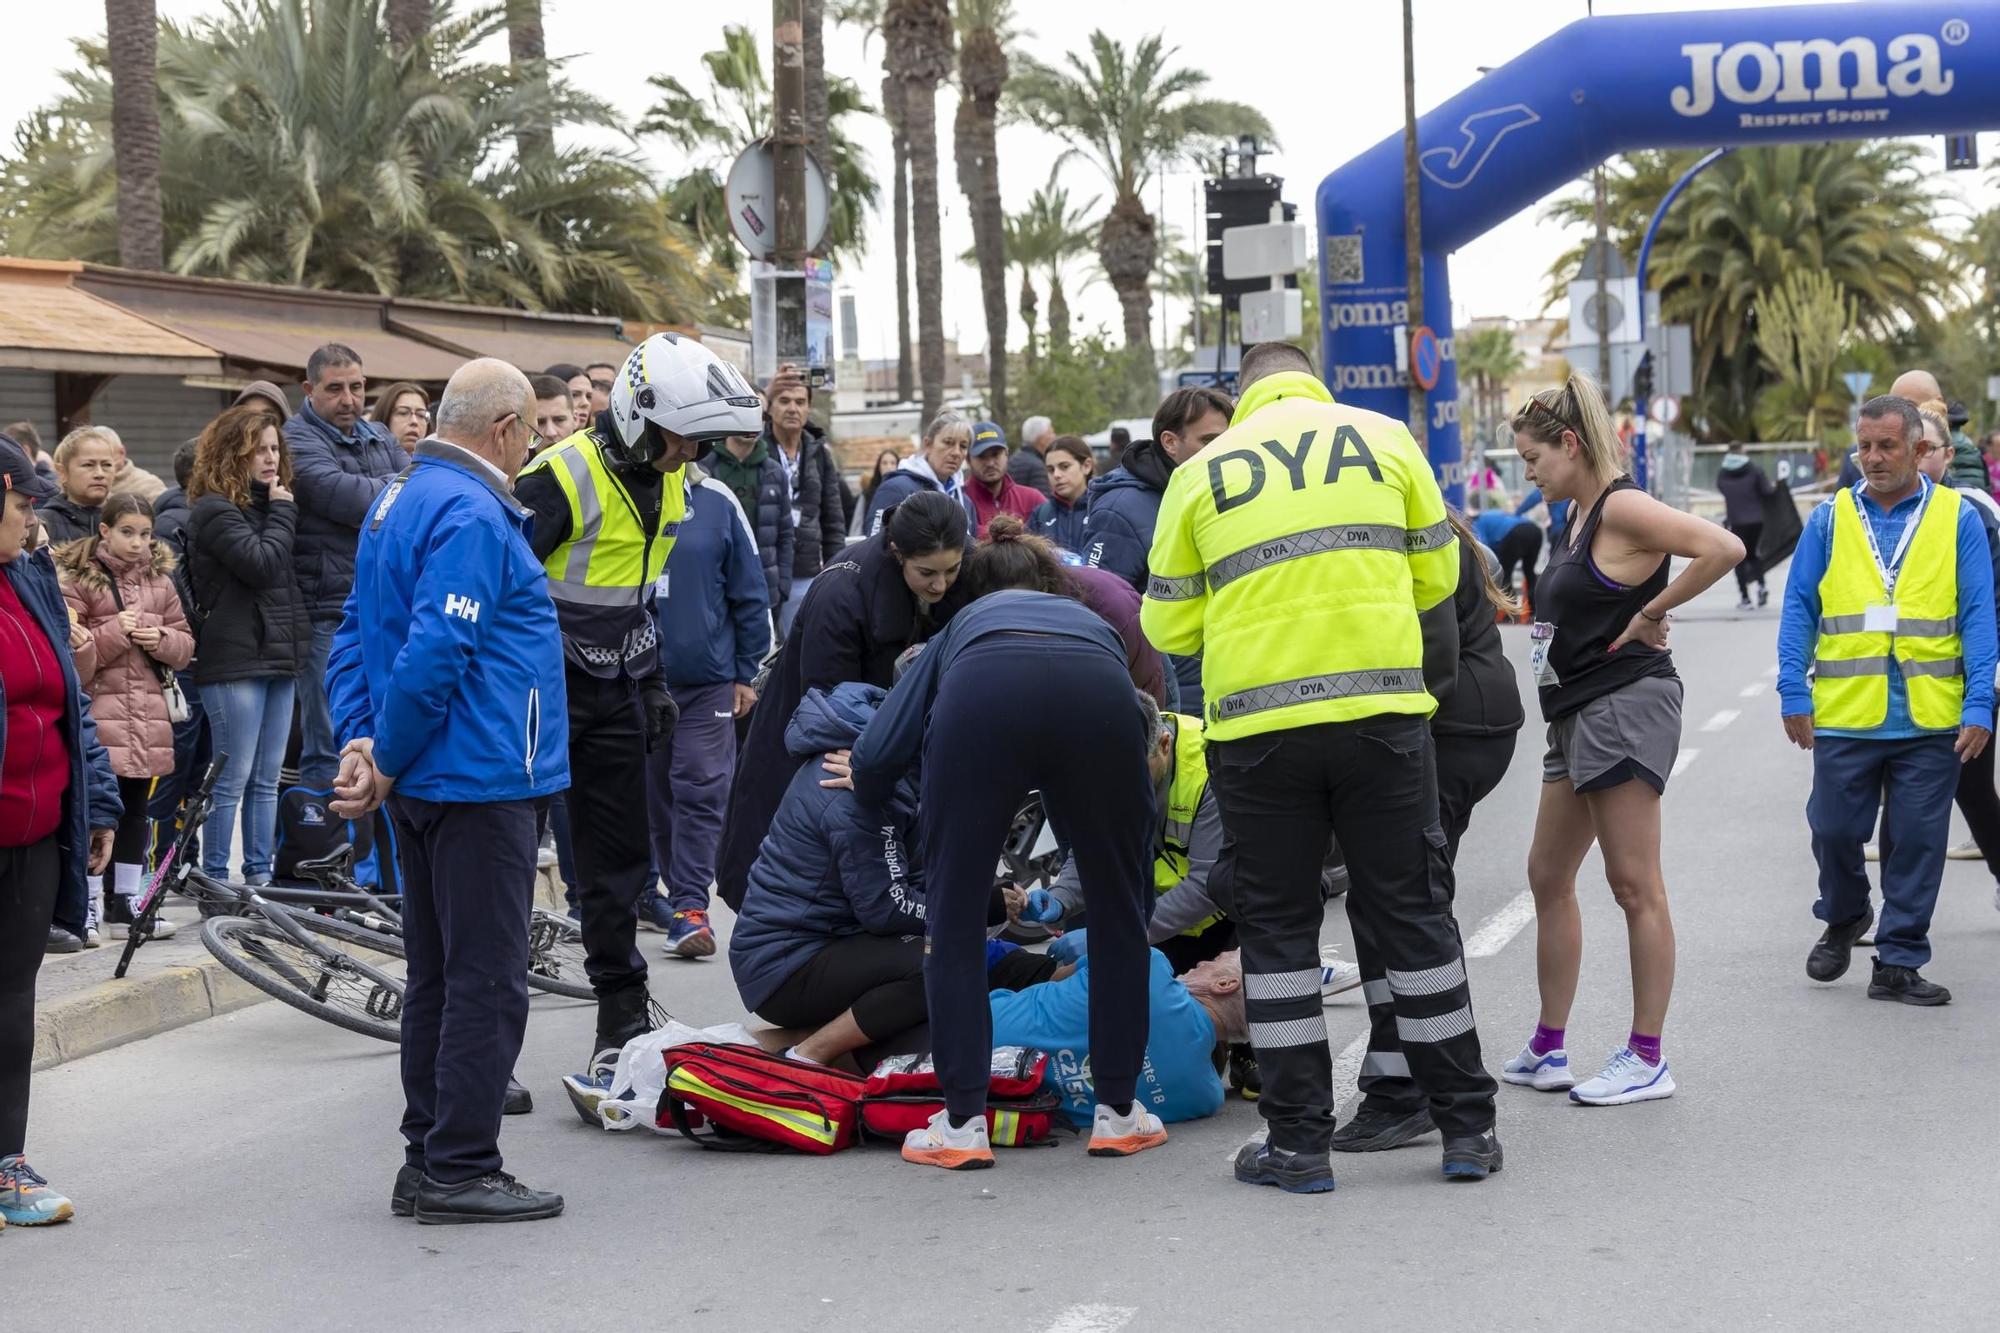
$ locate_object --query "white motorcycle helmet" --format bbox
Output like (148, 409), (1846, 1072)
(605, 332), (762, 467)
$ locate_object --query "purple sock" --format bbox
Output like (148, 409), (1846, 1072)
(1628, 1031), (1662, 1066)
(1529, 1024), (1564, 1056)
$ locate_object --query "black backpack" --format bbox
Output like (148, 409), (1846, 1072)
(272, 786), (394, 890)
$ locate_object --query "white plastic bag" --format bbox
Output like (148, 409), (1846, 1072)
(597, 1020), (760, 1132)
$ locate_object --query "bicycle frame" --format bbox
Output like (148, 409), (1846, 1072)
(115, 758), (225, 980)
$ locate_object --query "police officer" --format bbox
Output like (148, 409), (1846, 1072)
(1141, 341), (1500, 1194)
(327, 359), (570, 1223)
(515, 334), (762, 1065)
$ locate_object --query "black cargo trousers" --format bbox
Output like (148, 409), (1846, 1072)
(1207, 713), (1496, 1153)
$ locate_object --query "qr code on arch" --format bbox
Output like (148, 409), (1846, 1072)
(1324, 235), (1363, 286)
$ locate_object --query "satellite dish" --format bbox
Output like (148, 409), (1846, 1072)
(724, 140), (831, 260)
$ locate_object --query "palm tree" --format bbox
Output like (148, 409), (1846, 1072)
(885, 0), (953, 419)
(1753, 268), (1854, 443)
(641, 24), (880, 281)
(1011, 33), (1271, 392)
(2, 0), (715, 321)
(993, 170), (1096, 370)
(955, 0), (1016, 422)
(1541, 143), (1947, 439)
(505, 0), (553, 166)
(385, 0), (430, 46)
(835, 0), (911, 400)
(105, 0), (163, 270)
(1456, 325), (1525, 456)
(804, 0), (829, 203)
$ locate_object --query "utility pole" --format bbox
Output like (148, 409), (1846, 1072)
(1401, 0), (1426, 453)
(1593, 165), (1610, 402)
(772, 0), (808, 271)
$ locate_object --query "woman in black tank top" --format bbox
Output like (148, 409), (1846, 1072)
(1503, 375), (1745, 1110)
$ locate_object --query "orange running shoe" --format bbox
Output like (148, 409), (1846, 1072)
(901, 1110), (994, 1170)
(1087, 1103), (1169, 1157)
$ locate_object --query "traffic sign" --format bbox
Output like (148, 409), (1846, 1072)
(1842, 370), (1874, 402)
(1409, 326), (1442, 391)
(725, 140), (829, 260)
(1648, 394), (1679, 427)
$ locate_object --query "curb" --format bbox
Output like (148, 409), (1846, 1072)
(30, 864), (573, 1072)
(32, 957), (265, 1072)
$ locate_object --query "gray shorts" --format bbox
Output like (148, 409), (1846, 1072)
(1542, 674), (1684, 795)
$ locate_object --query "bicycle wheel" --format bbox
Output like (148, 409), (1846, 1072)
(203, 913), (407, 1043)
(525, 908), (594, 1000)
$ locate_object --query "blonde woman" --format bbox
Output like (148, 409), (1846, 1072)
(1506, 372), (1742, 1106)
(861, 411), (975, 537)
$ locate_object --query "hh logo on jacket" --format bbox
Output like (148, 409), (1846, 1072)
(445, 594), (481, 623)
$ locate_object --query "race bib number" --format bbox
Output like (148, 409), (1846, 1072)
(1530, 621), (1560, 688)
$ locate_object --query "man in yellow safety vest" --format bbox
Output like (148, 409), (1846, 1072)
(1141, 340), (1498, 1194)
(516, 333), (763, 1067)
(1781, 393), (1995, 1007)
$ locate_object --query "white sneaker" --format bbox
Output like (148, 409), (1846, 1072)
(1500, 1044), (1575, 1091)
(1947, 840), (1983, 861)
(900, 1109), (993, 1170)
(1569, 1047), (1675, 1106)
(1087, 1103), (1168, 1156)
(1319, 947), (1363, 1000)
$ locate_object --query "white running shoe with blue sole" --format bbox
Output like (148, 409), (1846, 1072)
(1500, 1044), (1575, 1091)
(1569, 1047), (1676, 1106)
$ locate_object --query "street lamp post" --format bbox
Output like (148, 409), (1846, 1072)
(1631, 146), (1733, 492)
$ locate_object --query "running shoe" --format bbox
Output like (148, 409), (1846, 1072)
(109, 916), (178, 941)
(1500, 1044), (1575, 1091)
(81, 925), (102, 948)
(667, 910), (717, 959)
(44, 927), (81, 955)
(1569, 1047), (1675, 1106)
(1233, 1140), (1336, 1194)
(0, 1156), (73, 1226)
(1867, 961), (1951, 1006)
(901, 1110), (994, 1170)
(1319, 947), (1363, 1000)
(635, 890), (672, 934)
(1087, 1103), (1168, 1157)
(1756, 585), (1769, 607)
(1441, 1132), (1504, 1181)
(1736, 595), (1753, 611)
(561, 1068), (635, 1128)
(1946, 840), (1983, 861)
(1330, 1103), (1435, 1152)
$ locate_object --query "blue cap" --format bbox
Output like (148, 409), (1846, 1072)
(970, 420), (1008, 455)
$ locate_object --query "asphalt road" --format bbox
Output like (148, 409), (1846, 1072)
(12, 567), (2000, 1330)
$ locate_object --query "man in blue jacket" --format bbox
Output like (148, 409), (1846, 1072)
(327, 359), (571, 1227)
(287, 343), (406, 788)
(645, 463), (771, 957)
(990, 948), (1243, 1127)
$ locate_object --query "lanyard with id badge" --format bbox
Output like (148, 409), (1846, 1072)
(1857, 480), (1930, 636)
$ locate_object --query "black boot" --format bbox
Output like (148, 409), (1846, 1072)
(503, 1076), (533, 1116)
(414, 1171), (564, 1224)
(1441, 1131), (1504, 1181)
(1806, 906), (1874, 982)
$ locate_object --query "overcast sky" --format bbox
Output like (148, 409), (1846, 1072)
(5, 0), (1992, 362)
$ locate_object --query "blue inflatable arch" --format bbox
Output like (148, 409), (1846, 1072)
(1316, 2), (2000, 498)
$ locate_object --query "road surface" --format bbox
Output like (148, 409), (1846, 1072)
(12, 568), (2000, 1330)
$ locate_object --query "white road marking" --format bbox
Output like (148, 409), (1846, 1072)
(1464, 889), (1537, 959)
(1739, 681), (1767, 699)
(1764, 663), (1779, 678)
(1327, 1029), (1371, 1118)
(1042, 1306), (1138, 1333)
(1671, 749), (1699, 779)
(1702, 709), (1740, 732)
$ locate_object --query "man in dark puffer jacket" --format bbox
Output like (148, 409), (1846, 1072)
(704, 434), (795, 612)
(762, 369), (849, 639)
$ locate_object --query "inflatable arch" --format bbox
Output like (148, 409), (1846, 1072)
(1316, 2), (2000, 498)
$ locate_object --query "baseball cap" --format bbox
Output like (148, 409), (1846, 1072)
(0, 435), (56, 501)
(970, 420), (1008, 455)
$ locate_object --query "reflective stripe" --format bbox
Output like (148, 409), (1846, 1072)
(992, 1109), (1020, 1146)
(1395, 1005), (1477, 1045)
(1821, 614), (1958, 636)
(546, 581), (644, 607)
(1404, 517), (1454, 552)
(1360, 1051), (1411, 1078)
(1147, 572), (1205, 601)
(1814, 656), (1890, 678)
(1207, 524), (1425, 591)
(1362, 978), (1392, 1007)
(1386, 957), (1466, 998)
(1214, 668), (1427, 721)
(1901, 656), (1963, 678)
(667, 1069), (836, 1145)
(1249, 1014), (1329, 1049)
(1244, 968), (1321, 1001)
(550, 444), (603, 586)
(1161, 817), (1194, 847)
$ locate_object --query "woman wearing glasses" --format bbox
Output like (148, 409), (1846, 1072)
(1506, 372), (1741, 1107)
(371, 382), (432, 458)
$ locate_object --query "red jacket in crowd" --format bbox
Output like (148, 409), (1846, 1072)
(968, 473), (1045, 539)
